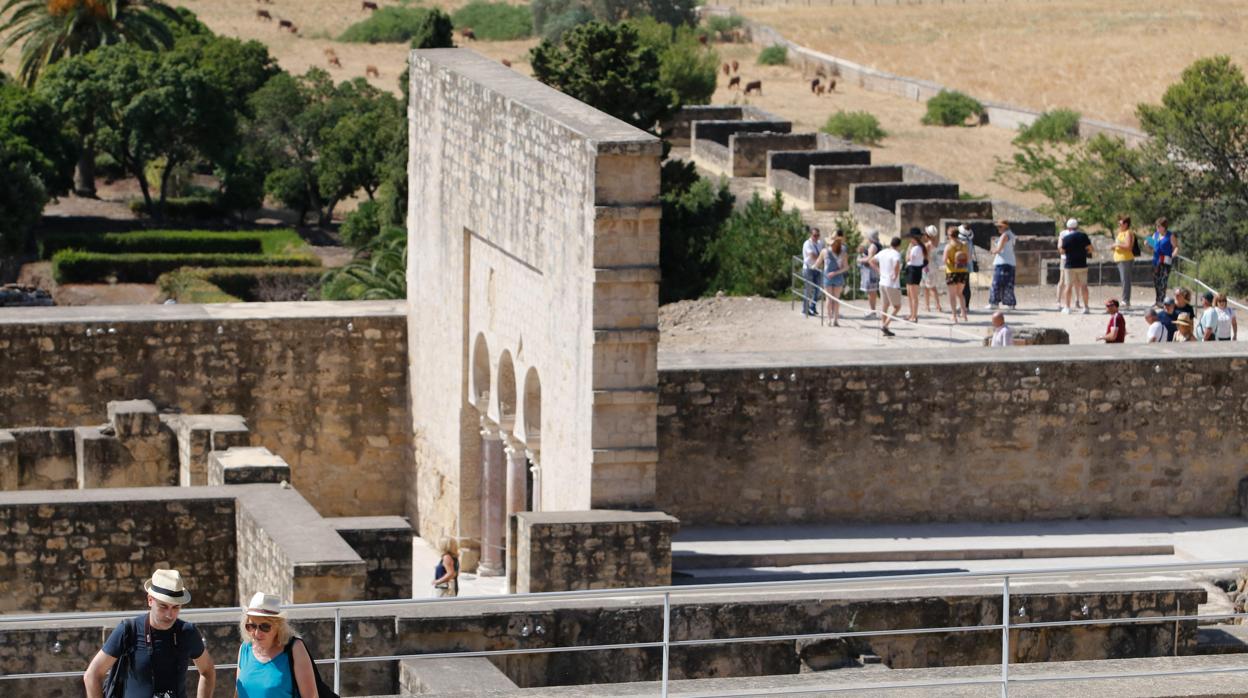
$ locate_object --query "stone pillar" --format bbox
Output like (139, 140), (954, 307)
(527, 448), (542, 512)
(478, 421), (506, 577)
(504, 440), (528, 521)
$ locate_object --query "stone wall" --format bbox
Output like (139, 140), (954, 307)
(656, 344), (1248, 526)
(767, 148), (871, 178)
(691, 119), (792, 148)
(0, 428), (76, 490)
(853, 182), (960, 213)
(331, 516), (414, 600)
(661, 105), (782, 146)
(408, 49), (662, 556)
(511, 510), (679, 593)
(728, 132), (817, 177)
(0, 301), (410, 518)
(0, 490), (237, 613)
(812, 165), (904, 211)
(896, 199), (994, 239)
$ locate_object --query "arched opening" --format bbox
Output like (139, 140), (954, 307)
(522, 367), (541, 444)
(496, 351), (517, 430)
(471, 334), (491, 408)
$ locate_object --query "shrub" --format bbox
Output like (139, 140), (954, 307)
(821, 110), (886, 145)
(704, 14), (743, 41)
(451, 2), (533, 40)
(128, 196), (229, 221)
(707, 191), (806, 297)
(922, 90), (984, 127)
(1197, 250), (1248, 297)
(341, 201), (382, 249)
(659, 159), (734, 302)
(1016, 108), (1082, 144)
(39, 229), (306, 259)
(52, 250), (320, 284)
(756, 44), (786, 66)
(410, 8), (455, 49)
(339, 7), (436, 43)
(163, 266), (326, 302)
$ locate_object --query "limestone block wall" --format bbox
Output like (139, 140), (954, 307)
(330, 516), (414, 600)
(896, 199), (994, 239)
(656, 345), (1248, 526)
(165, 414), (251, 486)
(661, 105), (780, 146)
(852, 181), (960, 213)
(691, 120), (792, 174)
(812, 164), (904, 211)
(0, 301), (410, 517)
(0, 428), (76, 490)
(0, 490), (237, 612)
(728, 132), (817, 177)
(511, 510), (678, 593)
(767, 148), (872, 178)
(407, 49), (662, 551)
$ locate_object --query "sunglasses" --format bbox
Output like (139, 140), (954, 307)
(245, 622), (273, 633)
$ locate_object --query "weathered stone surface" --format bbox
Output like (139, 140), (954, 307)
(0, 301), (410, 517)
(982, 327), (1070, 346)
(399, 657), (517, 694)
(330, 516), (414, 600)
(1, 427), (77, 490)
(207, 446), (290, 485)
(512, 510), (678, 593)
(107, 399), (160, 438)
(657, 345), (1248, 525)
(163, 413), (251, 486)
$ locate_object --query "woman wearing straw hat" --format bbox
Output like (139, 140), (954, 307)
(235, 592), (320, 697)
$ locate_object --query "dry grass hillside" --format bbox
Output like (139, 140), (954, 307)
(738, 0), (1248, 127)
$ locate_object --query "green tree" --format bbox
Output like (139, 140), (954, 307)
(249, 70), (332, 225)
(317, 79), (405, 208)
(707, 191), (806, 297)
(321, 224), (407, 299)
(410, 8), (454, 49)
(531, 21), (672, 132)
(659, 159), (734, 302)
(628, 16), (717, 108)
(0, 81), (77, 194)
(0, 146), (46, 255)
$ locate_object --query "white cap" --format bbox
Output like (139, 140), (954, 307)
(924, 225), (938, 236)
(1066, 218), (1078, 229)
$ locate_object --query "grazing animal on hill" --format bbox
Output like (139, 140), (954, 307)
(328, 56), (342, 68)
(286, 23), (298, 34)
(828, 78), (837, 92)
(366, 65), (380, 77)
(324, 48), (337, 58)
(744, 79), (762, 95)
(810, 78), (820, 93)
(728, 75), (740, 90)
(256, 9), (272, 20)
(730, 60), (739, 73)
(501, 58), (512, 67)
(721, 63), (730, 76)
(460, 28), (476, 40)
(815, 84), (826, 96)
(278, 18), (293, 29)
(257, 0), (273, 4)
(362, 1), (379, 10)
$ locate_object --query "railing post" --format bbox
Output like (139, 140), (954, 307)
(1001, 575), (1010, 697)
(334, 606), (342, 694)
(662, 591), (671, 698)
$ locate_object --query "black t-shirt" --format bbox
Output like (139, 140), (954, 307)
(102, 615), (205, 698)
(1061, 231), (1093, 269)
(1169, 305), (1195, 325)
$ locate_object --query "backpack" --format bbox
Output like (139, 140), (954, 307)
(286, 637), (340, 698)
(1131, 234), (1141, 257)
(102, 618), (137, 698)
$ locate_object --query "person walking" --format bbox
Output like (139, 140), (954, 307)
(433, 537), (459, 597)
(1097, 298), (1127, 343)
(903, 228), (926, 322)
(1144, 308), (1166, 343)
(1146, 217), (1178, 307)
(858, 230), (883, 319)
(920, 224), (944, 313)
(1112, 215), (1138, 308)
(234, 593), (321, 698)
(986, 219), (1016, 310)
(801, 227), (824, 317)
(1197, 291), (1217, 341)
(1059, 219), (1093, 314)
(84, 568), (215, 698)
(873, 236), (903, 337)
(819, 236), (848, 327)
(944, 225), (969, 323)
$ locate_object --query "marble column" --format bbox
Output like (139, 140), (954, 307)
(526, 448), (542, 512)
(478, 420), (506, 577)
(504, 440), (528, 521)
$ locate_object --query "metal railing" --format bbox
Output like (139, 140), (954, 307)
(4, 559), (1247, 697)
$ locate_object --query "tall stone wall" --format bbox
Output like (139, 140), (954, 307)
(0, 301), (410, 517)
(407, 49), (661, 552)
(656, 345), (1248, 526)
(812, 165), (903, 211)
(728, 132), (817, 177)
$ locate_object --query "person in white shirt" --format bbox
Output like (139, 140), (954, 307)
(1144, 308), (1166, 343)
(990, 312), (1015, 347)
(801, 228), (824, 317)
(872, 237), (903, 337)
(986, 219), (1016, 309)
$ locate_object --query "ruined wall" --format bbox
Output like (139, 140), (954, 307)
(0, 302), (410, 517)
(728, 132), (817, 177)
(0, 428), (76, 490)
(812, 165), (904, 211)
(896, 199), (994, 239)
(853, 182), (960, 213)
(407, 49), (661, 550)
(656, 345), (1248, 526)
(331, 516), (414, 600)
(512, 510), (678, 593)
(0, 491), (237, 612)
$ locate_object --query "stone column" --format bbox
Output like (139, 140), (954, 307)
(479, 420), (506, 577)
(526, 448), (542, 512)
(504, 440), (528, 521)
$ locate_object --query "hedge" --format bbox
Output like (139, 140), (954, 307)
(52, 250), (321, 284)
(158, 266), (327, 303)
(128, 196), (229, 220)
(39, 229), (306, 259)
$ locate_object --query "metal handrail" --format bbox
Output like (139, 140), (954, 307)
(1173, 253), (1248, 314)
(4, 558), (1247, 696)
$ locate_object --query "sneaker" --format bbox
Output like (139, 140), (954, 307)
(984, 304), (999, 310)
(1061, 307), (1071, 314)
(882, 327), (896, 337)
(863, 311), (877, 320)
(1081, 307), (1090, 315)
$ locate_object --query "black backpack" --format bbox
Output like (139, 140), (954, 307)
(102, 618), (137, 698)
(285, 637), (339, 698)
(1131, 234), (1141, 257)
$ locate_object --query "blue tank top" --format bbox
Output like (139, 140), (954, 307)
(236, 642), (293, 697)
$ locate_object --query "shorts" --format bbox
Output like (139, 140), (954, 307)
(825, 272), (845, 288)
(1065, 267), (1088, 285)
(947, 272), (969, 286)
(880, 286), (902, 307)
(904, 265), (924, 286)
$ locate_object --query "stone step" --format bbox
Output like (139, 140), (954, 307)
(1197, 624), (1248, 655)
(673, 544), (1174, 570)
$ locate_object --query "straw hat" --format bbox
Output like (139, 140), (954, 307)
(143, 568), (192, 605)
(244, 592), (286, 618)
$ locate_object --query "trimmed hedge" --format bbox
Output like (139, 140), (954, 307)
(450, 2), (532, 40)
(39, 229), (306, 259)
(159, 266), (327, 303)
(52, 250), (321, 284)
(157, 272), (241, 304)
(128, 196), (229, 220)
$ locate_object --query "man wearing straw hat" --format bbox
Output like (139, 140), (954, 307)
(84, 567), (216, 698)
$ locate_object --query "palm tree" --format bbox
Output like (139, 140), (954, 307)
(320, 226), (407, 301)
(0, 0), (182, 194)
